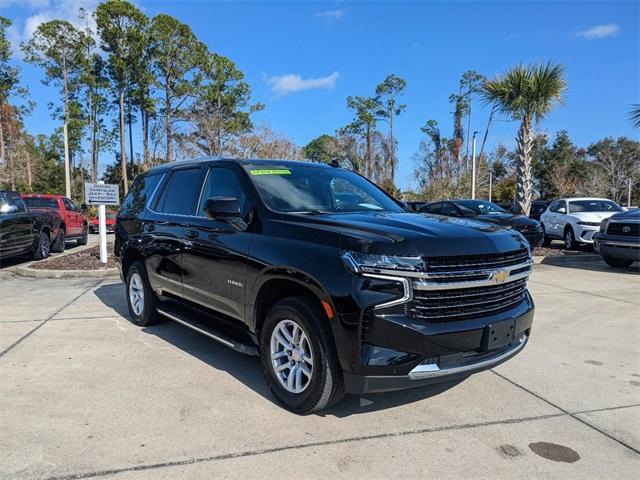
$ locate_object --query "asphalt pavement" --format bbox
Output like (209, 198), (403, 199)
(0, 260), (638, 479)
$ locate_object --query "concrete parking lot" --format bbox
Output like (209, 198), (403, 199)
(1, 261), (639, 479)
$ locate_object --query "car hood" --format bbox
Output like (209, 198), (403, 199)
(610, 209), (640, 221)
(277, 211), (530, 257)
(571, 211), (618, 222)
(474, 213), (540, 227)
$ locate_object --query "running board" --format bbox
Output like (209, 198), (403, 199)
(156, 308), (258, 356)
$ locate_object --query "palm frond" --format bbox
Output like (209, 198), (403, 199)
(630, 104), (640, 130)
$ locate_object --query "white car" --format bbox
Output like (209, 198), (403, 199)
(540, 197), (624, 249)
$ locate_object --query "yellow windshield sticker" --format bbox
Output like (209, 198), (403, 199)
(249, 169), (292, 176)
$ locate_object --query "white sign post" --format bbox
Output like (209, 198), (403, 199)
(85, 182), (120, 264)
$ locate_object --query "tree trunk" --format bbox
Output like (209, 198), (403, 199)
(453, 95), (464, 172)
(0, 113), (5, 166)
(389, 102), (395, 181)
(119, 90), (129, 194)
(464, 97), (472, 165)
(478, 105), (495, 162)
(87, 86), (94, 183)
(141, 107), (148, 167)
(515, 115), (533, 216)
(366, 125), (372, 179)
(128, 105), (134, 167)
(26, 151), (32, 189)
(165, 81), (173, 163)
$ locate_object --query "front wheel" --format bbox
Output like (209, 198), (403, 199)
(125, 262), (160, 326)
(32, 231), (51, 260)
(540, 225), (552, 246)
(260, 297), (344, 414)
(564, 228), (576, 250)
(77, 225), (88, 246)
(603, 256), (634, 269)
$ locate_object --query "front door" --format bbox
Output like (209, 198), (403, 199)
(63, 198), (82, 236)
(180, 167), (252, 321)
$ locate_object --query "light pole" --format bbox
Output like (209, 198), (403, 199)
(471, 131), (478, 200)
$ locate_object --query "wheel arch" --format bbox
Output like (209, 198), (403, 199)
(251, 271), (335, 336)
(121, 246), (145, 279)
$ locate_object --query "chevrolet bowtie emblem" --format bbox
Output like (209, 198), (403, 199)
(492, 270), (509, 283)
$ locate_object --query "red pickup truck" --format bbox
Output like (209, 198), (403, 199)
(21, 194), (88, 252)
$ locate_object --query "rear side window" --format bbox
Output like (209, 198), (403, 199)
(441, 203), (460, 217)
(0, 192), (27, 213)
(121, 174), (163, 215)
(155, 168), (205, 216)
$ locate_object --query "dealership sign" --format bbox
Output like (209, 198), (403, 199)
(85, 183), (120, 205)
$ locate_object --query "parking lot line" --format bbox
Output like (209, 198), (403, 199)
(0, 279), (104, 359)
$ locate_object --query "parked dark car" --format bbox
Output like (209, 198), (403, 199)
(593, 209), (640, 268)
(115, 158), (534, 413)
(0, 190), (52, 263)
(404, 201), (427, 212)
(529, 200), (552, 221)
(419, 200), (543, 247)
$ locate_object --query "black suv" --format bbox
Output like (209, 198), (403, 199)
(115, 158), (535, 413)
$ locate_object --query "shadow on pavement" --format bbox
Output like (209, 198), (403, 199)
(539, 256), (640, 275)
(92, 283), (466, 416)
(0, 240), (92, 270)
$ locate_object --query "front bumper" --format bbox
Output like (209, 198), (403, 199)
(342, 294), (534, 395)
(593, 233), (640, 261)
(575, 225), (598, 244)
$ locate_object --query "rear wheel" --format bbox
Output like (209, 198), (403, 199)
(125, 261), (160, 326)
(260, 297), (344, 414)
(32, 231), (50, 260)
(51, 228), (66, 253)
(77, 225), (88, 245)
(603, 256), (634, 269)
(564, 227), (576, 250)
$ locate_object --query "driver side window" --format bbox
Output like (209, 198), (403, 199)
(198, 168), (247, 217)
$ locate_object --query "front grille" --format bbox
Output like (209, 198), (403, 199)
(407, 278), (528, 323)
(424, 248), (530, 273)
(607, 222), (640, 237)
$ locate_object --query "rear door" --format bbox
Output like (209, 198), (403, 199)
(62, 198), (80, 236)
(180, 166), (252, 320)
(145, 167), (206, 297)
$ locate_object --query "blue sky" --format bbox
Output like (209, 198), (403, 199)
(3, 0), (638, 189)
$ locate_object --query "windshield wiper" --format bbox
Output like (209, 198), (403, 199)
(295, 209), (331, 215)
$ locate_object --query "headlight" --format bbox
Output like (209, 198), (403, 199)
(577, 221), (600, 227)
(341, 251), (426, 274)
(599, 218), (610, 233)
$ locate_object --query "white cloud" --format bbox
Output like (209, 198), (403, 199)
(6, 0), (100, 56)
(267, 72), (340, 96)
(314, 9), (346, 21)
(575, 23), (620, 39)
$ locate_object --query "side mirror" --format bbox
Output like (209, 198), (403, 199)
(204, 197), (241, 220)
(80, 203), (88, 213)
(557, 207), (566, 214)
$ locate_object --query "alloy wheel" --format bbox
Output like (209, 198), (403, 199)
(270, 319), (314, 394)
(41, 233), (50, 258)
(129, 272), (145, 316)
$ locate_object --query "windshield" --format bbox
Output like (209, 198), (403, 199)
(245, 165), (404, 214)
(455, 200), (507, 215)
(568, 200), (622, 213)
(107, 213), (117, 219)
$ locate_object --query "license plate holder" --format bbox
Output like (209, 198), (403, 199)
(482, 321), (516, 351)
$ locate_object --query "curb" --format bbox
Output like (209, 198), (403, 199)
(11, 266), (119, 279)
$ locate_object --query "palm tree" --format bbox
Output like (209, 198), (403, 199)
(630, 104), (640, 129)
(482, 63), (566, 215)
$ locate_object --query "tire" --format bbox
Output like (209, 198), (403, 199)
(125, 261), (161, 326)
(541, 225), (552, 247)
(77, 225), (88, 245)
(603, 256), (634, 269)
(260, 296), (345, 414)
(32, 231), (51, 260)
(51, 228), (66, 253)
(564, 227), (576, 250)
